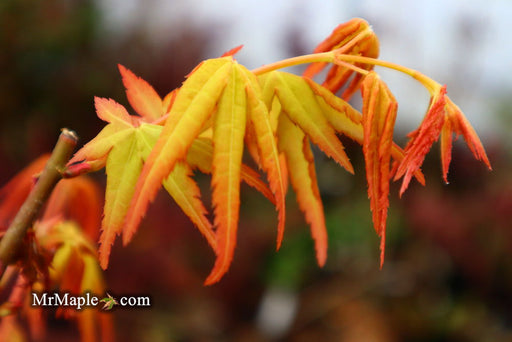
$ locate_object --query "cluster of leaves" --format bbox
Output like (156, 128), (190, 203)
(0, 19), (490, 340)
(0, 156), (113, 341)
(0, 17), (491, 341)
(65, 18), (490, 285)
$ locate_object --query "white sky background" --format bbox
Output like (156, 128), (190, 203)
(96, 0), (512, 139)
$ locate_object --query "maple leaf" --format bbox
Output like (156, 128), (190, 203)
(123, 57), (286, 285)
(394, 85), (447, 195)
(67, 65), (219, 269)
(360, 72), (397, 267)
(303, 18), (379, 99)
(186, 137), (276, 206)
(118, 64), (163, 121)
(68, 96), (215, 269)
(67, 61), (277, 282)
(122, 59), (233, 254)
(244, 73), (287, 251)
(257, 72), (424, 268)
(306, 77), (425, 186)
(394, 81), (491, 195)
(441, 97), (491, 182)
(260, 71), (354, 174)
(277, 114), (328, 266)
(99, 293), (118, 311)
(259, 71), (357, 267)
(322, 49), (490, 196)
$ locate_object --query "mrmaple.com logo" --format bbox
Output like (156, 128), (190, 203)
(31, 292), (150, 310)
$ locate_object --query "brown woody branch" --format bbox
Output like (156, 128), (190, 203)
(0, 128), (78, 275)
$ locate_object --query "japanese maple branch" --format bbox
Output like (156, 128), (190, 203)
(252, 52), (333, 75)
(252, 26), (373, 76)
(251, 51), (370, 76)
(334, 54), (439, 92)
(0, 129), (78, 273)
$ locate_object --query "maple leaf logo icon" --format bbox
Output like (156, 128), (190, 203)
(100, 293), (118, 310)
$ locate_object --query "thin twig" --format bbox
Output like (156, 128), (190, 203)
(0, 129), (78, 275)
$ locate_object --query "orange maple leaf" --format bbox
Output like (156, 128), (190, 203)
(394, 81), (491, 195)
(361, 71), (397, 267)
(441, 97), (491, 182)
(118, 64), (165, 121)
(394, 85), (447, 195)
(303, 18), (379, 99)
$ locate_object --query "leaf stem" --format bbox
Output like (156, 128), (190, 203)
(0, 129), (78, 273)
(335, 54), (439, 93)
(251, 25), (375, 76)
(252, 52), (333, 76)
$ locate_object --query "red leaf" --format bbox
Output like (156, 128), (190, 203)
(441, 97), (491, 182)
(0, 155), (49, 231)
(394, 86), (447, 196)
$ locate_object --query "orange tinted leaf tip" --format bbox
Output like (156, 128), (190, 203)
(441, 97), (491, 183)
(221, 45), (244, 57)
(94, 97), (133, 126)
(396, 84), (490, 194)
(118, 64), (163, 122)
(395, 86), (447, 196)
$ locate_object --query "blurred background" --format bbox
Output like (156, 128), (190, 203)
(1, 0), (511, 341)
